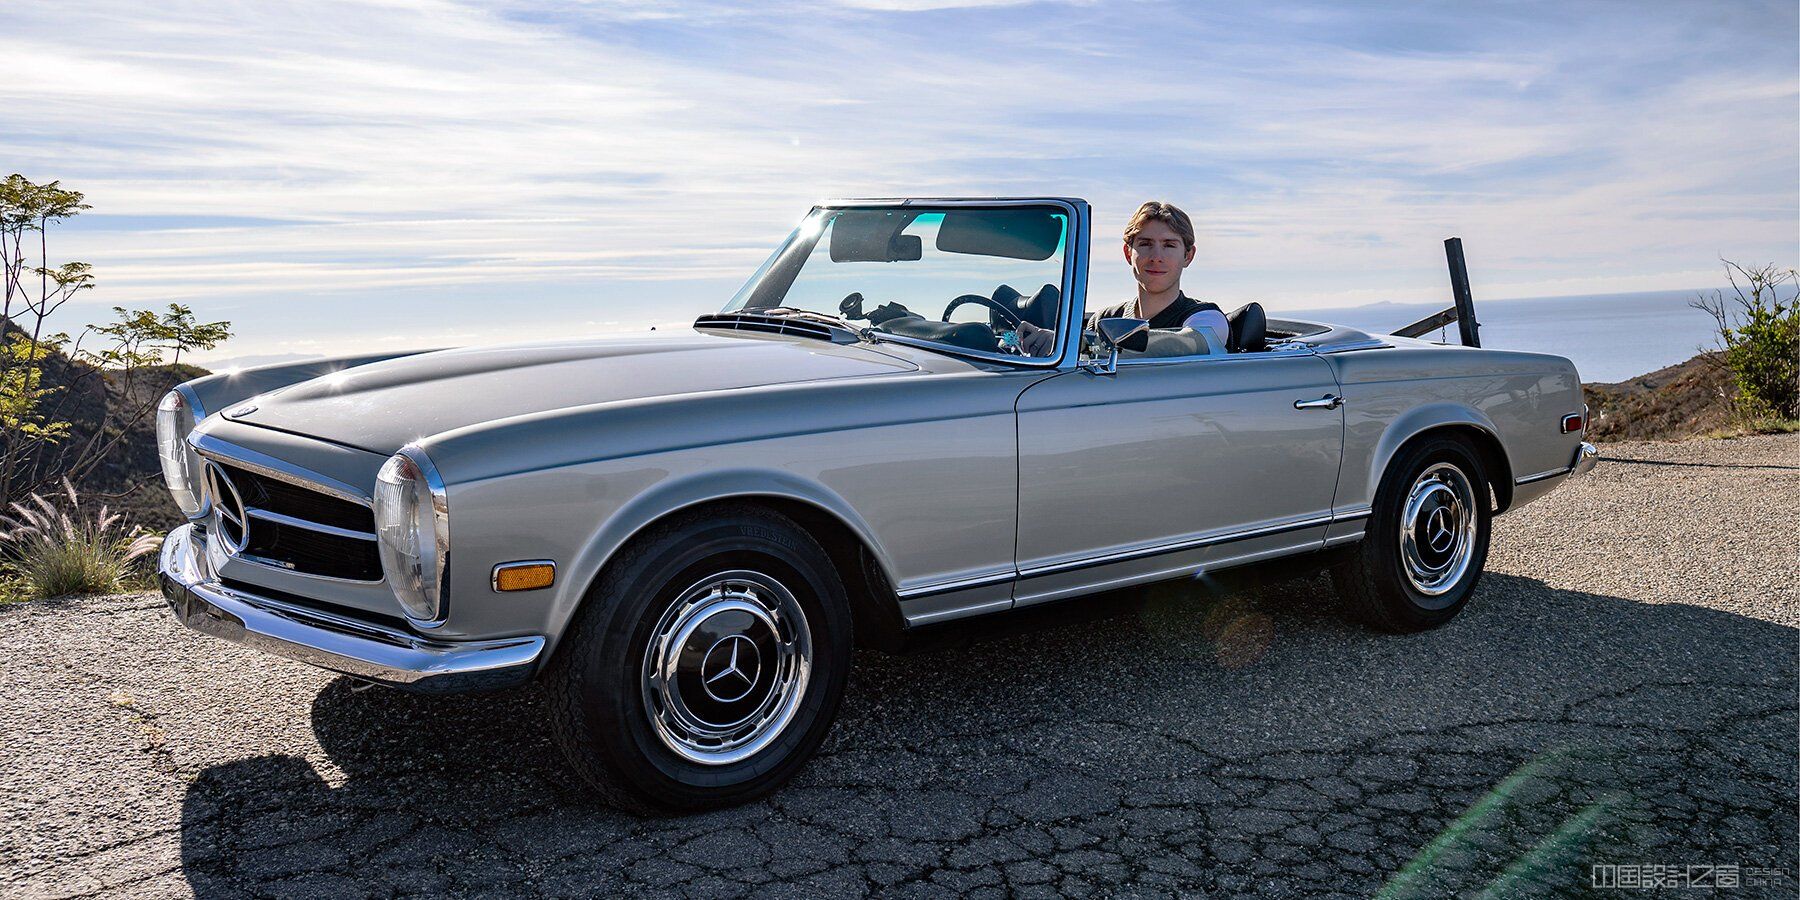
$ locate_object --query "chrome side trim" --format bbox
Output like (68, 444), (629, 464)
(1312, 338), (1392, 355)
(895, 568), (1017, 600)
(1515, 466), (1569, 485)
(158, 524), (541, 693)
(192, 433), (372, 506)
(1516, 443), (1598, 485)
(247, 507), (378, 541)
(904, 596), (1013, 626)
(1018, 513), (1336, 580)
(1113, 345), (1315, 367)
(906, 505), (1375, 600)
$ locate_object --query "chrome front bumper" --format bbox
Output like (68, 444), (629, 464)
(158, 523), (544, 692)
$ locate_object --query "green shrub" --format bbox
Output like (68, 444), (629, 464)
(0, 478), (161, 601)
(1692, 261), (1800, 422)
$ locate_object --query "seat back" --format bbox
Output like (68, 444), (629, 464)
(1226, 302), (1267, 353)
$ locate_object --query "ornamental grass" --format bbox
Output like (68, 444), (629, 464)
(0, 478), (161, 601)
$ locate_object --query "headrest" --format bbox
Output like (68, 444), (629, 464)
(991, 283), (1060, 329)
(1226, 302), (1267, 353)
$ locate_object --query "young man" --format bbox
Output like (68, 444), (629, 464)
(1019, 201), (1227, 356)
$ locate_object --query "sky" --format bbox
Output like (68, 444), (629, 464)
(5, 0), (1797, 367)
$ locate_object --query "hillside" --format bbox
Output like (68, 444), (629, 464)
(1581, 352), (1736, 441)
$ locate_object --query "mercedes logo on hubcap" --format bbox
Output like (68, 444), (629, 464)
(1425, 505), (1456, 554)
(699, 634), (761, 703)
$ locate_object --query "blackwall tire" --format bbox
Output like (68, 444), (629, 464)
(1331, 436), (1492, 633)
(546, 504), (852, 813)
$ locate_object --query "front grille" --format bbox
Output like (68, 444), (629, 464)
(242, 518), (384, 581)
(218, 463), (373, 532)
(208, 460), (384, 582)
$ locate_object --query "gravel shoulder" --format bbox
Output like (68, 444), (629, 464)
(3, 434), (1796, 898)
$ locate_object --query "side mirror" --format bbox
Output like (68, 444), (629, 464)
(1097, 317), (1150, 352)
(1087, 317), (1149, 375)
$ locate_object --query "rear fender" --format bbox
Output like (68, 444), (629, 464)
(1367, 403), (1508, 502)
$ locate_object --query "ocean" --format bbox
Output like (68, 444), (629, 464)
(1282, 289), (1744, 384)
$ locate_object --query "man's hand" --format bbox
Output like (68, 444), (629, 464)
(1018, 321), (1056, 356)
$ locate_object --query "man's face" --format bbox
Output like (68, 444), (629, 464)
(1123, 219), (1195, 295)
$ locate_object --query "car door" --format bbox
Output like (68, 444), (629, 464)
(1012, 347), (1346, 607)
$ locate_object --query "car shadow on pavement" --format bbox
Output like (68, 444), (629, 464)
(178, 571), (1798, 898)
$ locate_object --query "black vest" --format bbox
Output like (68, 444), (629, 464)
(1089, 293), (1221, 329)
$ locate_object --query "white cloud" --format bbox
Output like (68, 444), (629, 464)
(3, 0), (1794, 361)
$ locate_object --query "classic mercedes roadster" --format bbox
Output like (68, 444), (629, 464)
(157, 197), (1597, 811)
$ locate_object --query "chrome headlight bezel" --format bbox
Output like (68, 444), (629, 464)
(373, 445), (450, 626)
(155, 389), (205, 519)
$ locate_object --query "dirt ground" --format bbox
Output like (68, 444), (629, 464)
(3, 434), (1795, 898)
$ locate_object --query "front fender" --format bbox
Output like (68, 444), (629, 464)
(543, 468), (895, 660)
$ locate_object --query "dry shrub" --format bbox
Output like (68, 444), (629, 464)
(0, 478), (161, 600)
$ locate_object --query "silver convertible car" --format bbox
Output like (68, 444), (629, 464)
(156, 198), (1597, 811)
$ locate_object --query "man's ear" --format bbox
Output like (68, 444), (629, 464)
(1181, 244), (1196, 267)
(1122, 241), (1134, 265)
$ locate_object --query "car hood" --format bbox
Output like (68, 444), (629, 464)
(222, 331), (919, 454)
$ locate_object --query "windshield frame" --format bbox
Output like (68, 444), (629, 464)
(724, 198), (1085, 369)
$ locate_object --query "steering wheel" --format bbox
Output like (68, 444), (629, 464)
(942, 294), (1024, 329)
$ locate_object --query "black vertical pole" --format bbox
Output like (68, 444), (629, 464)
(1444, 237), (1481, 347)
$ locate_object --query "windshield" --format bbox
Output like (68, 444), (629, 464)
(723, 205), (1069, 359)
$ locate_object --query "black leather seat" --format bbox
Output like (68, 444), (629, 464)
(877, 317), (997, 352)
(990, 283), (1060, 329)
(1226, 302), (1266, 353)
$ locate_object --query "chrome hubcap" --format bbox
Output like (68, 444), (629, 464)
(641, 569), (811, 766)
(1399, 462), (1476, 598)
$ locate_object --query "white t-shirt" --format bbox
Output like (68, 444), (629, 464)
(1183, 309), (1230, 349)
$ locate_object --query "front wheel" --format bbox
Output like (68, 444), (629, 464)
(546, 505), (852, 813)
(1331, 436), (1491, 632)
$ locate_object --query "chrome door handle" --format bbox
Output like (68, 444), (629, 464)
(1294, 394), (1343, 410)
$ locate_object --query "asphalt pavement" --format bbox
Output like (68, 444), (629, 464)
(2, 434), (1795, 898)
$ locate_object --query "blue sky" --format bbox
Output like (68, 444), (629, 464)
(6, 0), (1797, 366)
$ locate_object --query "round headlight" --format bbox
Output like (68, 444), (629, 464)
(374, 447), (449, 624)
(156, 390), (202, 518)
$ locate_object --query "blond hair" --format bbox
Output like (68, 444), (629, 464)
(1123, 201), (1196, 252)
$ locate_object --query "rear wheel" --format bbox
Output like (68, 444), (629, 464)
(1332, 436), (1491, 632)
(547, 505), (852, 812)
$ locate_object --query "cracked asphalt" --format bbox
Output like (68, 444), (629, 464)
(3, 434), (1796, 898)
